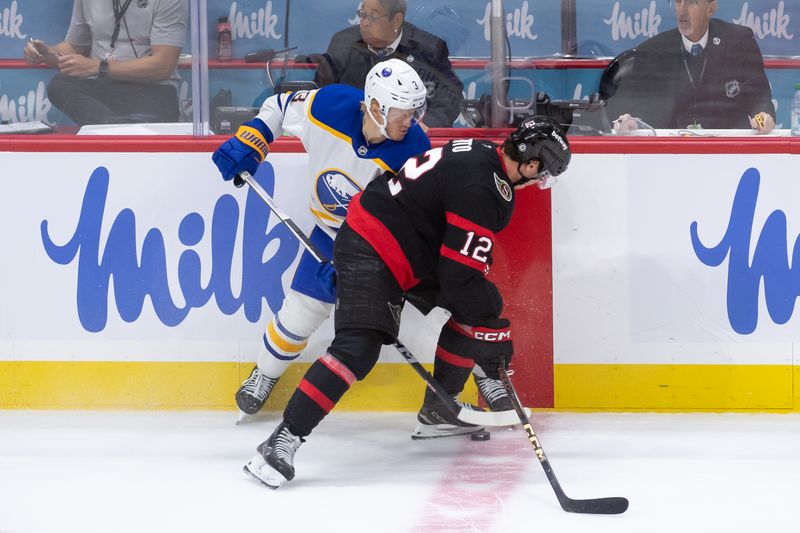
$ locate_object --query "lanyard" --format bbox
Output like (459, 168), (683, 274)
(111, 0), (134, 50)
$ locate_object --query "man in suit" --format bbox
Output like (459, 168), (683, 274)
(611, 0), (774, 133)
(313, 0), (463, 129)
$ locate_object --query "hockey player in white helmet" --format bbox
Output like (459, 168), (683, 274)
(212, 58), (431, 419)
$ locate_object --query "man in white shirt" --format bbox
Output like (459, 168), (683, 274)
(23, 0), (187, 126)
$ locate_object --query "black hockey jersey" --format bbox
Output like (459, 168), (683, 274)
(346, 139), (517, 326)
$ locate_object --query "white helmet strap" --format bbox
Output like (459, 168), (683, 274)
(366, 99), (389, 141)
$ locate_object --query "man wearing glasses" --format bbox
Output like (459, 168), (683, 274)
(313, 0), (463, 129)
(610, 0), (775, 133)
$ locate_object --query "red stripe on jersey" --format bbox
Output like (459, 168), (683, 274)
(320, 353), (356, 386)
(445, 212), (495, 240)
(298, 379), (335, 412)
(346, 193), (420, 291)
(440, 245), (489, 275)
(435, 345), (475, 369)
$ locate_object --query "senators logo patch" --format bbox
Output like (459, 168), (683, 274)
(494, 173), (512, 202)
(315, 170), (362, 217)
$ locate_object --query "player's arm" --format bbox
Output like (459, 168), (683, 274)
(435, 188), (513, 378)
(211, 90), (313, 183)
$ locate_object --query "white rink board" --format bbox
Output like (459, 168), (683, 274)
(552, 153), (800, 366)
(0, 152), (443, 364)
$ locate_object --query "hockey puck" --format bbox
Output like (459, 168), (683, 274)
(471, 431), (491, 441)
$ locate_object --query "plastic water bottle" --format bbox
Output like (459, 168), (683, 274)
(217, 16), (232, 61)
(791, 83), (800, 136)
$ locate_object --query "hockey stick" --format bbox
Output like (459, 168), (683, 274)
(238, 170), (525, 427)
(497, 366), (629, 514)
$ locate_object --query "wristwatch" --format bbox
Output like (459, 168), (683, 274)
(98, 58), (109, 78)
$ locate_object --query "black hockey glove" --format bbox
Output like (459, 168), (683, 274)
(438, 318), (513, 379)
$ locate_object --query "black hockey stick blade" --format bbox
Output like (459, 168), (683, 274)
(497, 367), (629, 515)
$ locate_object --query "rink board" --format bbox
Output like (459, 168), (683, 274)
(552, 151), (800, 410)
(2, 143), (800, 410)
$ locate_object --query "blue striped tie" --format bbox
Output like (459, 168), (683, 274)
(690, 44), (703, 56)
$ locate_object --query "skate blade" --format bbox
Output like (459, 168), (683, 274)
(243, 454), (287, 489)
(411, 423), (485, 440)
(457, 407), (531, 427)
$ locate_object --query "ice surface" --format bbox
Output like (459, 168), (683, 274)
(1, 411), (798, 532)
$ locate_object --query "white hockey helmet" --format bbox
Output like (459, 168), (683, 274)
(364, 58), (427, 137)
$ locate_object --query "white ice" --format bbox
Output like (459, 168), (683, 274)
(1, 410), (798, 533)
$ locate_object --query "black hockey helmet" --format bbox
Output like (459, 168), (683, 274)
(503, 116), (571, 184)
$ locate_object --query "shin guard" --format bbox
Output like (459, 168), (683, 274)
(283, 353), (356, 437)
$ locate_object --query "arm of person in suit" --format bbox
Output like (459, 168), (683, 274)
(738, 29), (775, 133)
(419, 39), (464, 128)
(313, 31), (348, 87)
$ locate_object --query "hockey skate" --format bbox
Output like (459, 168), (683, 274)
(243, 421), (304, 489)
(236, 366), (279, 416)
(474, 374), (514, 412)
(411, 393), (486, 440)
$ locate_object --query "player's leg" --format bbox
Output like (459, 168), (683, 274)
(236, 226), (335, 415)
(243, 224), (403, 487)
(411, 323), (485, 440)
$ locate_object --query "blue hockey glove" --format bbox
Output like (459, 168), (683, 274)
(212, 118), (271, 186)
(315, 261), (337, 301)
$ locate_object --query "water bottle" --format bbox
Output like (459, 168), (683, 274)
(791, 83), (800, 136)
(217, 16), (232, 61)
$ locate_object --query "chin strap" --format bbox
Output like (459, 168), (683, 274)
(365, 106), (389, 142)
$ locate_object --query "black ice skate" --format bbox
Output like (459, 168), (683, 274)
(474, 374), (514, 412)
(243, 421), (304, 489)
(236, 366), (279, 415)
(412, 392), (485, 440)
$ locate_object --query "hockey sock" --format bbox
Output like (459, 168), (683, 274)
(259, 316), (309, 377)
(283, 353), (356, 437)
(432, 344), (475, 397)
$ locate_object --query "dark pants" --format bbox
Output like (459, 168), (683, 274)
(47, 74), (179, 126)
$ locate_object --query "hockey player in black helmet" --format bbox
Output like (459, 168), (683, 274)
(504, 115), (571, 188)
(243, 116), (571, 488)
(470, 116), (570, 411)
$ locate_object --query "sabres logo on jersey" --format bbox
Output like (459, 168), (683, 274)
(315, 170), (362, 217)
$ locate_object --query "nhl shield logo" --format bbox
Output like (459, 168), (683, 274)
(358, 145), (368, 156)
(725, 80), (741, 98)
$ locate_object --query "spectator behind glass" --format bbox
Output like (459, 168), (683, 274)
(313, 0), (463, 129)
(23, 0), (187, 126)
(610, 0), (775, 134)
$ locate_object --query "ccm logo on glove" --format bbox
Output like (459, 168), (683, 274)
(473, 330), (511, 342)
(449, 321), (512, 342)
